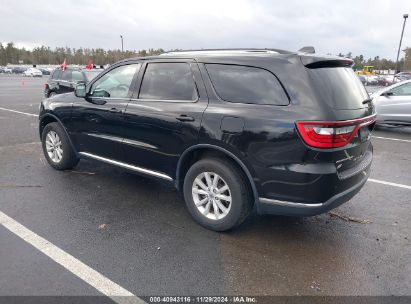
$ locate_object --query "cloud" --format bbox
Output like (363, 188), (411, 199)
(0, 0), (410, 59)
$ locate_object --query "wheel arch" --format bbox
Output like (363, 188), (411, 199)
(176, 144), (259, 202)
(39, 113), (78, 155)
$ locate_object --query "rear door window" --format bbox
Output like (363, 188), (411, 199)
(139, 63), (197, 101)
(205, 64), (289, 105)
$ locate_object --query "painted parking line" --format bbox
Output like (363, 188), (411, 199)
(0, 107), (38, 117)
(368, 178), (411, 190)
(373, 136), (411, 144)
(0, 210), (145, 304)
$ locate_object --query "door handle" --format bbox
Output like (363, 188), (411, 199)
(109, 107), (123, 113)
(176, 115), (195, 122)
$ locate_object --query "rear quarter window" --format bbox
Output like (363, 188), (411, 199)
(205, 64), (289, 106)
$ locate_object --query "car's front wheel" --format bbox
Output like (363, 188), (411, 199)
(183, 158), (253, 231)
(41, 122), (79, 170)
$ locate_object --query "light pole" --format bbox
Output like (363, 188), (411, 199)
(393, 14), (408, 81)
(120, 35), (124, 54)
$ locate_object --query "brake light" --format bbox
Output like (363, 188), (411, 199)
(296, 115), (376, 149)
(44, 83), (49, 89)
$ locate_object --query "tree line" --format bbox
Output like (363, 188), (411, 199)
(1, 41), (410, 71)
(0, 42), (166, 66)
(338, 50), (411, 71)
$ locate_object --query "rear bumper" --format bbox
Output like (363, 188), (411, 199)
(257, 172), (368, 216)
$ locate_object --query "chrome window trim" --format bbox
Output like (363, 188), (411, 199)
(259, 197), (323, 208)
(79, 152), (173, 181)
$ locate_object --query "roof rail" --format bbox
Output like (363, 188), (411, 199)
(160, 48), (292, 56)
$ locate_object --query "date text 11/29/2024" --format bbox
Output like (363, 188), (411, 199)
(148, 296), (257, 303)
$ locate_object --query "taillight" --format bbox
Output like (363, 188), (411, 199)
(296, 115), (376, 149)
(44, 83), (49, 89)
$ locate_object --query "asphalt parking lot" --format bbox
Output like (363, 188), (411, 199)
(0, 75), (410, 301)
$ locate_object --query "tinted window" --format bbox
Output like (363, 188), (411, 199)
(390, 83), (411, 96)
(205, 64), (289, 105)
(61, 70), (71, 81)
(90, 64), (140, 98)
(83, 70), (102, 81)
(51, 69), (61, 80)
(308, 67), (369, 109)
(139, 63), (197, 101)
(72, 71), (84, 82)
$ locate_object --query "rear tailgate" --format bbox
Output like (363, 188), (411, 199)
(299, 56), (375, 178)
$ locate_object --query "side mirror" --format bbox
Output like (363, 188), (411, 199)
(92, 89), (110, 98)
(381, 91), (394, 97)
(74, 83), (86, 98)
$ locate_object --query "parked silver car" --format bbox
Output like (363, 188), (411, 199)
(371, 80), (411, 125)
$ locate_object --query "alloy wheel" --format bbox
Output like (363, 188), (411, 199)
(192, 172), (232, 220)
(45, 130), (63, 163)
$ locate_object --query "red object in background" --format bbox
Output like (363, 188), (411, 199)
(86, 60), (93, 70)
(60, 59), (67, 71)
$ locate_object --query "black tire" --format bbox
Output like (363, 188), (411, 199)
(41, 122), (79, 170)
(183, 158), (253, 231)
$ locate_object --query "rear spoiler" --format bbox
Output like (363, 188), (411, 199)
(301, 55), (353, 69)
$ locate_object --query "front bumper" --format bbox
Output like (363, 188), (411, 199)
(257, 172), (368, 216)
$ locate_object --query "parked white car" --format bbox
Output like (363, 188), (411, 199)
(3, 67), (13, 74)
(23, 68), (43, 77)
(371, 80), (411, 126)
(364, 75), (379, 85)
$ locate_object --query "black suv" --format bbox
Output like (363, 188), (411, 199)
(38, 49), (375, 231)
(44, 67), (103, 97)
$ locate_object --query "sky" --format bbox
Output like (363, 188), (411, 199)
(0, 0), (410, 60)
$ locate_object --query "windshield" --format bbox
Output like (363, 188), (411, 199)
(83, 70), (103, 81)
(308, 67), (369, 110)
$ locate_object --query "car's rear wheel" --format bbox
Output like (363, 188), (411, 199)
(41, 122), (79, 170)
(183, 158), (253, 231)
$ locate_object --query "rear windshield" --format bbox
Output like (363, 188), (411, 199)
(308, 67), (368, 110)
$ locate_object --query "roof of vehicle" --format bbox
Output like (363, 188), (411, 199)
(117, 48), (353, 68)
